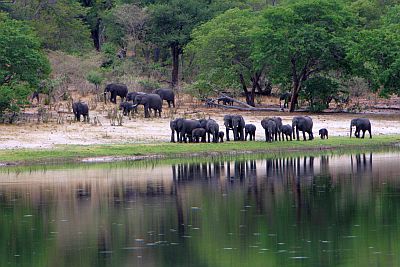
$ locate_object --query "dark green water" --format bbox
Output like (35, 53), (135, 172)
(1, 152), (400, 266)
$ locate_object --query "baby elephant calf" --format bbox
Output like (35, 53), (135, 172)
(119, 101), (136, 116)
(192, 128), (207, 143)
(281, 124), (292, 141)
(218, 131), (224, 143)
(245, 124), (256, 141)
(319, 128), (329, 139)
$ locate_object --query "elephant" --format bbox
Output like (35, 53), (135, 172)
(279, 92), (291, 108)
(179, 119), (202, 143)
(224, 114), (245, 141)
(192, 128), (207, 143)
(119, 101), (136, 116)
(292, 116), (314, 141)
(170, 118), (184, 143)
(133, 93), (162, 118)
(126, 92), (146, 103)
(72, 101), (89, 122)
(269, 117), (283, 141)
(319, 128), (329, 139)
(281, 124), (293, 141)
(261, 118), (277, 142)
(245, 124), (256, 141)
(218, 131), (224, 143)
(350, 118), (372, 139)
(218, 97), (234, 106)
(104, 83), (128, 104)
(199, 119), (220, 143)
(154, 88), (175, 108)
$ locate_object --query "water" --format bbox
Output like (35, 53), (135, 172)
(1, 152), (400, 266)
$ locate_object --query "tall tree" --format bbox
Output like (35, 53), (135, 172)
(0, 12), (50, 114)
(147, 0), (210, 87)
(347, 5), (400, 96)
(6, 0), (91, 53)
(253, 0), (356, 111)
(187, 8), (265, 106)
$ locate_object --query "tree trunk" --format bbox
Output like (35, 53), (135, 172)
(289, 83), (300, 112)
(239, 73), (255, 107)
(171, 44), (180, 88)
(153, 47), (160, 62)
(91, 18), (102, 51)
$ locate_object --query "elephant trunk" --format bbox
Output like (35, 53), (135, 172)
(104, 91), (107, 104)
(350, 126), (352, 138)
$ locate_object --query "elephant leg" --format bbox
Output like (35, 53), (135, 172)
(264, 129), (268, 142)
(226, 128), (230, 141)
(171, 131), (175, 143)
(369, 129), (372, 138)
(309, 131), (314, 140)
(245, 132), (248, 141)
(362, 130), (366, 139)
(296, 129), (300, 141)
(302, 131), (306, 141)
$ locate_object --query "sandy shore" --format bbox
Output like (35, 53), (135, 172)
(0, 105), (399, 149)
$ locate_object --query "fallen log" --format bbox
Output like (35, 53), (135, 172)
(206, 101), (283, 112)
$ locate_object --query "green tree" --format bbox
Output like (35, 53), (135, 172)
(347, 8), (400, 96)
(6, 0), (91, 53)
(300, 76), (340, 112)
(253, 0), (356, 112)
(187, 8), (264, 106)
(0, 13), (50, 115)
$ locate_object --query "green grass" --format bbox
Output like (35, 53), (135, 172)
(1, 135), (399, 166)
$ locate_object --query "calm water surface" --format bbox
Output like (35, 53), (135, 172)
(1, 152), (400, 266)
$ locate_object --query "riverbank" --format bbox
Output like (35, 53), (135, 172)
(1, 135), (399, 166)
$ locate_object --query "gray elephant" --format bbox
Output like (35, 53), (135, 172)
(245, 124), (256, 141)
(119, 101), (136, 116)
(218, 97), (234, 106)
(292, 116), (314, 141)
(281, 124), (292, 141)
(170, 118), (184, 143)
(192, 128), (207, 143)
(104, 83), (128, 104)
(350, 118), (372, 138)
(199, 119), (220, 143)
(218, 131), (224, 142)
(154, 88), (175, 108)
(179, 119), (202, 143)
(319, 128), (328, 139)
(224, 114), (245, 141)
(126, 92), (146, 103)
(261, 118), (277, 142)
(72, 101), (89, 122)
(279, 92), (291, 108)
(133, 94), (162, 118)
(269, 117), (283, 141)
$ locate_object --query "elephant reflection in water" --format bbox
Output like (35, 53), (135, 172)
(350, 153), (372, 175)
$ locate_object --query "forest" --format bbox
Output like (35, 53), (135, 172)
(1, 0), (400, 116)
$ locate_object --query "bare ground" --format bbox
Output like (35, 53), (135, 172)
(0, 94), (399, 149)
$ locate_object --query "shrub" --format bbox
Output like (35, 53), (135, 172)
(300, 76), (340, 112)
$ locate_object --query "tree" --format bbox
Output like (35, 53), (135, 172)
(300, 76), (340, 112)
(6, 0), (91, 53)
(0, 13), (50, 115)
(187, 8), (264, 106)
(147, 0), (210, 87)
(347, 6), (400, 96)
(253, 0), (356, 112)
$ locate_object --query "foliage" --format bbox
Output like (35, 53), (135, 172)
(138, 79), (160, 92)
(86, 70), (104, 91)
(6, 0), (91, 53)
(252, 0), (356, 111)
(0, 13), (50, 115)
(184, 78), (214, 99)
(187, 8), (263, 106)
(300, 76), (340, 112)
(347, 6), (400, 96)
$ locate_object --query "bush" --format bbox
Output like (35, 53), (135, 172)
(0, 83), (32, 115)
(138, 79), (161, 92)
(184, 79), (214, 100)
(300, 76), (340, 112)
(86, 70), (104, 91)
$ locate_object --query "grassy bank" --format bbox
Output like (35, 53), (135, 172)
(1, 135), (399, 166)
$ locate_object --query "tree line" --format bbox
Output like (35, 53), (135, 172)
(1, 0), (400, 115)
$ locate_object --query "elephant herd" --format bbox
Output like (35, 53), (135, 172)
(72, 83), (176, 121)
(104, 83), (175, 118)
(170, 116), (372, 143)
